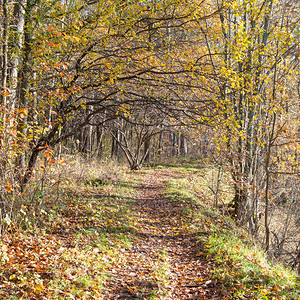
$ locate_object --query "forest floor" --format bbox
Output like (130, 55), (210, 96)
(0, 165), (299, 299)
(101, 168), (226, 299)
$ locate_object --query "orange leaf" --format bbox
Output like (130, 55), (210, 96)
(6, 182), (13, 193)
(1, 90), (9, 97)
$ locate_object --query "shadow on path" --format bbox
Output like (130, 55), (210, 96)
(101, 169), (227, 300)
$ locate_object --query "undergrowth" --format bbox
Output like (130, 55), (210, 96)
(0, 157), (139, 299)
(166, 169), (300, 300)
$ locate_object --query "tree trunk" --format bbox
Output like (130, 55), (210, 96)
(144, 138), (150, 163)
(158, 132), (163, 157)
(180, 134), (187, 156)
(16, 0), (32, 170)
(9, 0), (27, 111)
(95, 126), (104, 158)
(172, 133), (177, 156)
(111, 128), (120, 159)
(233, 185), (249, 225)
(0, 0), (8, 109)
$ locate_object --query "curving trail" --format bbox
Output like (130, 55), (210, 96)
(101, 169), (227, 300)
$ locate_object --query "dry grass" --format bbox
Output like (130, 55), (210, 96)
(0, 154), (132, 235)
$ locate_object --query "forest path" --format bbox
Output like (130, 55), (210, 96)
(101, 169), (225, 299)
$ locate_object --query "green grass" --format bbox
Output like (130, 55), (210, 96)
(152, 155), (205, 170)
(165, 170), (300, 300)
(204, 232), (300, 299)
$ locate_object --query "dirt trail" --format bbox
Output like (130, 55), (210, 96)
(101, 169), (226, 299)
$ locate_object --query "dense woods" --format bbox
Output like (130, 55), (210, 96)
(1, 0), (300, 286)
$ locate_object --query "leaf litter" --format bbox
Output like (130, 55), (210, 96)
(101, 169), (229, 299)
(0, 168), (240, 299)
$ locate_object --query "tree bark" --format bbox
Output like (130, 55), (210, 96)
(180, 134), (187, 156)
(144, 138), (150, 163)
(0, 0), (8, 108)
(9, 0), (27, 110)
(158, 132), (163, 157)
(16, 0), (33, 170)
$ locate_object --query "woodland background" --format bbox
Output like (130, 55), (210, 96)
(0, 0), (300, 278)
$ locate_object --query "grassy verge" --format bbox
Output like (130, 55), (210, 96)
(165, 169), (300, 300)
(0, 158), (139, 299)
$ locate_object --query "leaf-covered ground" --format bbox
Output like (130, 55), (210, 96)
(0, 167), (299, 299)
(101, 169), (226, 299)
